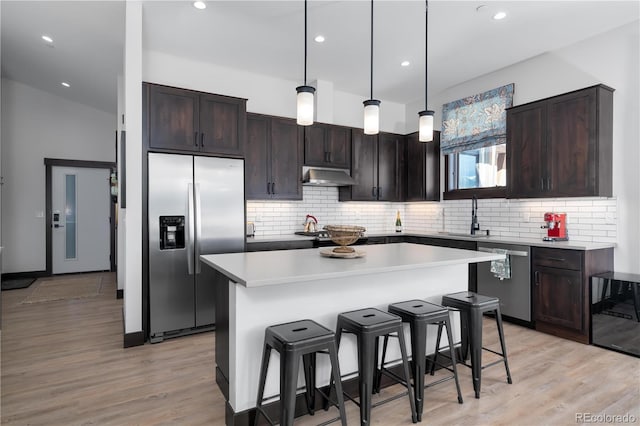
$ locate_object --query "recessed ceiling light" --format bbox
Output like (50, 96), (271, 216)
(314, 35), (325, 43)
(193, 1), (206, 10)
(61, 82), (70, 88)
(401, 61), (410, 67)
(42, 35), (53, 43)
(493, 11), (507, 20)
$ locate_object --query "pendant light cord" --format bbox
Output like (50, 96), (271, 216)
(370, 0), (374, 100)
(304, 0), (308, 85)
(424, 0), (428, 111)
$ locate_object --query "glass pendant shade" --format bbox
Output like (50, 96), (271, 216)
(296, 85), (315, 126)
(418, 110), (434, 142)
(363, 99), (381, 135)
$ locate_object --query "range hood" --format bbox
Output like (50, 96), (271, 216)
(302, 166), (356, 186)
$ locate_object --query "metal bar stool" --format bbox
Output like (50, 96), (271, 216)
(433, 291), (512, 398)
(254, 319), (347, 426)
(378, 300), (463, 421)
(328, 308), (418, 426)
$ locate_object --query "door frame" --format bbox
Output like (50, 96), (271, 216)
(44, 158), (116, 275)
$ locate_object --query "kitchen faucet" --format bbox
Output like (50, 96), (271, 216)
(471, 196), (480, 235)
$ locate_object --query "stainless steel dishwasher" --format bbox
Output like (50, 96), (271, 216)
(477, 242), (531, 323)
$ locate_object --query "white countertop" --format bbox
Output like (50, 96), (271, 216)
(201, 242), (503, 288)
(246, 230), (615, 251)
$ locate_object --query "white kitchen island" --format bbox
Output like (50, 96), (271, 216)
(201, 242), (503, 425)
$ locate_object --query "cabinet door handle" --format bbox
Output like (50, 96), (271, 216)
(540, 178), (544, 191)
(547, 177), (551, 191)
(271, 182), (275, 194)
(535, 271), (540, 285)
(267, 182), (271, 194)
(194, 132), (199, 147)
(200, 132), (205, 148)
(547, 257), (565, 262)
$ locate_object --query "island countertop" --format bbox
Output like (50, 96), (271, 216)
(200, 242), (504, 288)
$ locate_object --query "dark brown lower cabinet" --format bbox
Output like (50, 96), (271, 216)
(532, 247), (613, 344)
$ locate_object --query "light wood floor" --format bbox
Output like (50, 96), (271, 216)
(2, 272), (639, 425)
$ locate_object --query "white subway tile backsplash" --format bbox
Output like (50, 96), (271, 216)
(247, 188), (616, 241)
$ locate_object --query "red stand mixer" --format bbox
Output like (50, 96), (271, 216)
(542, 212), (569, 241)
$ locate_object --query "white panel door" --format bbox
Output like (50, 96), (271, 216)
(52, 166), (110, 274)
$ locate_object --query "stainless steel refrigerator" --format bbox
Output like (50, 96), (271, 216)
(148, 153), (245, 342)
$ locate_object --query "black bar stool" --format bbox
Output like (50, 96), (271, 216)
(378, 300), (463, 421)
(434, 291), (512, 398)
(254, 319), (347, 426)
(328, 308), (417, 426)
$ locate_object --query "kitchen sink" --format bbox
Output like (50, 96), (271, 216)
(437, 231), (490, 238)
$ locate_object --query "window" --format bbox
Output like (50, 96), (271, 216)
(441, 84), (513, 198)
(447, 144), (506, 190)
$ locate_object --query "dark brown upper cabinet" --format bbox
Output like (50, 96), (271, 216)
(245, 114), (302, 200)
(339, 130), (405, 202)
(303, 123), (351, 169)
(406, 131), (441, 201)
(508, 85), (613, 198)
(145, 82), (246, 157)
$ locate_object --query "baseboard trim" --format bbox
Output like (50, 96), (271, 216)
(1, 270), (49, 280)
(116, 289), (123, 299)
(124, 331), (145, 348)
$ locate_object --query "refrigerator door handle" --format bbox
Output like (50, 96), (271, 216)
(194, 183), (202, 274)
(187, 183), (195, 275)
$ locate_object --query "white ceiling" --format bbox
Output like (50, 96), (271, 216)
(2, 1), (639, 115)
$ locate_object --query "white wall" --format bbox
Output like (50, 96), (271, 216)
(0, 78), (115, 273)
(143, 50), (407, 133)
(123, 1), (143, 335)
(405, 21), (639, 273)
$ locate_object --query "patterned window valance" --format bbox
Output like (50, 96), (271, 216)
(440, 83), (514, 155)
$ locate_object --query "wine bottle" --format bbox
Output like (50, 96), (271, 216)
(395, 210), (402, 232)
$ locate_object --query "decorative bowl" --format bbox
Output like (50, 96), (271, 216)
(323, 225), (366, 253)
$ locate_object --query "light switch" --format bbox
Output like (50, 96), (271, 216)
(36, 211), (44, 218)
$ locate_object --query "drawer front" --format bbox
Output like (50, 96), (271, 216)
(533, 247), (582, 270)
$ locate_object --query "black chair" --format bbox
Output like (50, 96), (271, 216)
(434, 291), (512, 398)
(328, 307), (418, 426)
(378, 300), (463, 421)
(254, 319), (347, 426)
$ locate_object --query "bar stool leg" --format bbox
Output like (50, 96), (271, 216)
(254, 342), (272, 426)
(325, 321), (344, 411)
(397, 327), (418, 423)
(372, 336), (381, 394)
(302, 353), (316, 415)
(410, 321), (427, 421)
(443, 315), (463, 404)
(357, 334), (376, 426)
(328, 340), (348, 426)
(280, 350), (301, 426)
(494, 307), (513, 384)
(375, 335), (390, 394)
(430, 323), (443, 376)
(469, 308), (483, 399)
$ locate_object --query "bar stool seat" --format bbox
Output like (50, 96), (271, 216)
(329, 308), (418, 426)
(379, 300), (463, 421)
(435, 291), (512, 399)
(255, 319), (347, 426)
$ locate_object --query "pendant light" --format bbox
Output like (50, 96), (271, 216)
(418, 0), (434, 142)
(363, 0), (380, 135)
(296, 0), (315, 126)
